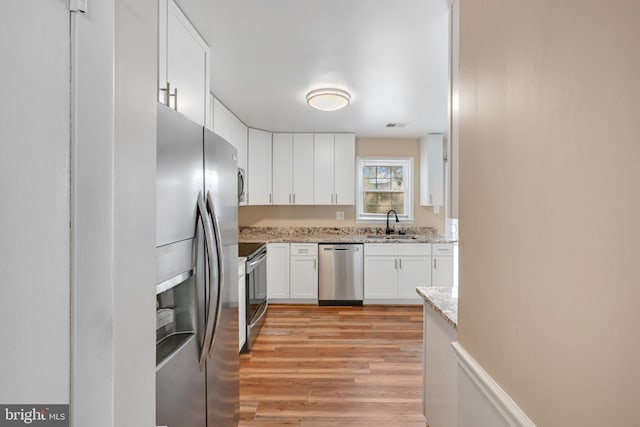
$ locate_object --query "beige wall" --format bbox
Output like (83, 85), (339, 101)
(239, 137), (445, 232)
(458, 0), (640, 425)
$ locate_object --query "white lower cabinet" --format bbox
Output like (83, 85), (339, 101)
(266, 243), (289, 299)
(289, 244), (318, 300)
(267, 243), (318, 302)
(432, 243), (454, 287)
(364, 244), (431, 303)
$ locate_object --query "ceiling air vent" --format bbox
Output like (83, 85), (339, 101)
(385, 123), (407, 128)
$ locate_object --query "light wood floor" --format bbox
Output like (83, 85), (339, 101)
(239, 304), (426, 427)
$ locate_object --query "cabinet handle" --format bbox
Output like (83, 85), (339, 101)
(314, 258), (317, 270)
(394, 258), (398, 269)
(334, 193), (337, 204)
(330, 193), (333, 204)
(170, 87), (178, 110)
(269, 193), (272, 204)
(159, 82), (171, 107)
(434, 258), (437, 270)
(399, 258), (402, 269)
(293, 193), (296, 204)
(289, 193), (291, 204)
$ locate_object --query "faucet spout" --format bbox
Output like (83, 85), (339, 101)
(385, 210), (399, 234)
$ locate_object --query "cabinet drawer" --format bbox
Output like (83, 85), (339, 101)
(432, 243), (454, 256)
(397, 243), (431, 256)
(290, 243), (318, 256)
(364, 243), (397, 256)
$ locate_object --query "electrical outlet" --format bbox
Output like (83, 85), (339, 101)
(433, 206), (440, 214)
(336, 211), (344, 220)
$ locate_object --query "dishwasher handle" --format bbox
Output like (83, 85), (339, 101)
(322, 247), (360, 252)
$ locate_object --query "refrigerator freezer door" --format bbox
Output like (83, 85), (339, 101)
(156, 335), (206, 427)
(204, 129), (240, 427)
(157, 104), (204, 248)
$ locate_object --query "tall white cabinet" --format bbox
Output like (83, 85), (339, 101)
(247, 128), (273, 205)
(212, 97), (248, 173)
(158, 0), (210, 127)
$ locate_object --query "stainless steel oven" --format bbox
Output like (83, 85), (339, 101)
(239, 243), (267, 352)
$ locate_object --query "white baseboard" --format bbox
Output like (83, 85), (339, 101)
(452, 342), (536, 427)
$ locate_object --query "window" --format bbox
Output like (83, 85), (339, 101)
(356, 157), (413, 221)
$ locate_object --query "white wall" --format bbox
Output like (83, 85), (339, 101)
(0, 0), (70, 404)
(457, 0), (640, 425)
(72, 1), (157, 426)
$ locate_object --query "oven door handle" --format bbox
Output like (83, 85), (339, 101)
(249, 301), (269, 329)
(247, 252), (267, 271)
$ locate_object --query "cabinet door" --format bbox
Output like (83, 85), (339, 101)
(247, 128), (272, 205)
(212, 97), (233, 142)
(364, 256), (397, 299)
(236, 121), (248, 173)
(292, 134), (314, 205)
(267, 243), (290, 298)
(432, 256), (454, 287)
(290, 256), (318, 299)
(398, 256), (430, 300)
(272, 133), (292, 204)
(313, 133), (334, 204)
(160, 0), (210, 127)
(333, 134), (355, 205)
(420, 133), (444, 206)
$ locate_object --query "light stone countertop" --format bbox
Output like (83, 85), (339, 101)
(416, 287), (458, 329)
(238, 226), (456, 244)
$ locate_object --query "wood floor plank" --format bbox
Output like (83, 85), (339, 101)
(240, 304), (425, 425)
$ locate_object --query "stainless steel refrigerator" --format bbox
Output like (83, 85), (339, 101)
(155, 104), (239, 427)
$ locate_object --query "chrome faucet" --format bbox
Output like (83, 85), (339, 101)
(386, 209), (399, 235)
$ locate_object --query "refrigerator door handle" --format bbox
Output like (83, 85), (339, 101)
(205, 191), (225, 358)
(197, 192), (218, 370)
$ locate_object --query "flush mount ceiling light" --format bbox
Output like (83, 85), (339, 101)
(306, 88), (351, 112)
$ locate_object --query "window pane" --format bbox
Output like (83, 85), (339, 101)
(363, 192), (405, 215)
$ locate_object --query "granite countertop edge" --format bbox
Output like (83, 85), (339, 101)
(416, 287), (458, 330)
(238, 226), (457, 245)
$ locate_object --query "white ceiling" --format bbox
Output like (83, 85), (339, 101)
(179, 0), (450, 138)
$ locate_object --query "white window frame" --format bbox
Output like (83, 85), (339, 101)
(356, 156), (414, 222)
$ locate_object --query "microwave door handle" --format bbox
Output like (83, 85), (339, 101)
(205, 191), (225, 357)
(197, 193), (218, 370)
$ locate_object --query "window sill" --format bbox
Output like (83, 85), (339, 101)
(355, 218), (415, 224)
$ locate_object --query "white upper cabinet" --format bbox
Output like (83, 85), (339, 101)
(158, 0), (210, 127)
(292, 134), (315, 205)
(314, 133), (355, 205)
(247, 128), (273, 205)
(314, 134), (335, 205)
(333, 134), (356, 205)
(420, 133), (445, 206)
(213, 97), (248, 172)
(272, 133), (315, 205)
(272, 133), (293, 205)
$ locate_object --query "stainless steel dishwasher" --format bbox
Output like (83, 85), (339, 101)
(318, 243), (364, 305)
